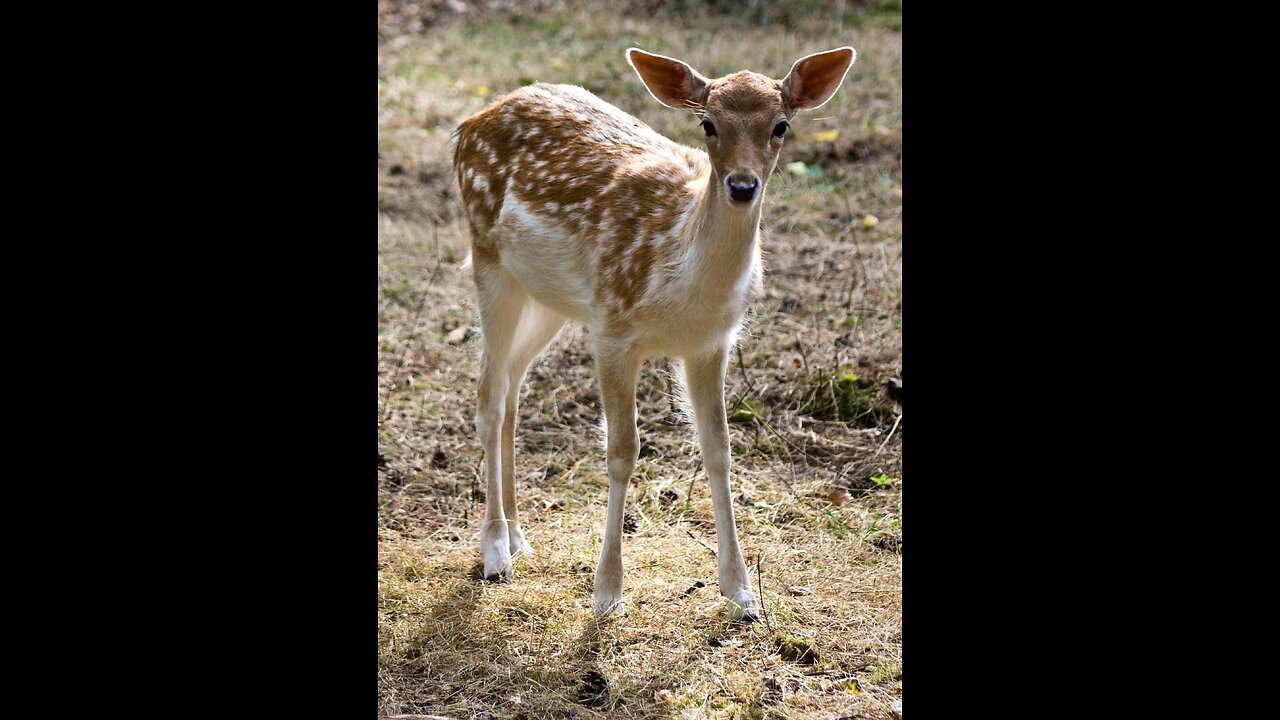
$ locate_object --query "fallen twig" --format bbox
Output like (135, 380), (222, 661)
(876, 413), (902, 455)
(687, 529), (717, 558)
(756, 553), (773, 632)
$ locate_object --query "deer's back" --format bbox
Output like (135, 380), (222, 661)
(453, 84), (711, 322)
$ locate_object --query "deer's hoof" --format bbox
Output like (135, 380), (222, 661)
(727, 592), (761, 623)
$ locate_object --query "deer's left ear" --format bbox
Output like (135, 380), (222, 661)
(782, 47), (856, 113)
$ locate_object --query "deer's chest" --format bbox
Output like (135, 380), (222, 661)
(633, 244), (763, 357)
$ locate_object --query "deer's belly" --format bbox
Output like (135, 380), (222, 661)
(492, 195), (596, 322)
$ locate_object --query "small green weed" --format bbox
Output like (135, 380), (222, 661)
(822, 506), (852, 539)
(860, 513), (883, 541)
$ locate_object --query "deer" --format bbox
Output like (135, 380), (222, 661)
(451, 45), (856, 622)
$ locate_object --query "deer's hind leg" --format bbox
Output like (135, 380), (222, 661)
(592, 338), (643, 615)
(473, 262), (527, 583)
(501, 300), (567, 559)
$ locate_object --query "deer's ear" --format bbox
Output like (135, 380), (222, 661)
(626, 48), (710, 110)
(782, 47), (856, 112)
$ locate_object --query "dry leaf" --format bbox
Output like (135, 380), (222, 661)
(655, 689), (675, 703)
(444, 325), (474, 345)
(827, 489), (851, 507)
(838, 677), (863, 695)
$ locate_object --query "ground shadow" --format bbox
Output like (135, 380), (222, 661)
(384, 558), (725, 718)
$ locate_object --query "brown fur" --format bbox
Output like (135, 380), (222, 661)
(453, 83), (707, 313)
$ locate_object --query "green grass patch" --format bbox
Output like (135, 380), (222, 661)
(797, 367), (893, 428)
(728, 397), (763, 423)
(775, 632), (819, 664)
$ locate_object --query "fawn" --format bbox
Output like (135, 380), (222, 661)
(452, 46), (856, 621)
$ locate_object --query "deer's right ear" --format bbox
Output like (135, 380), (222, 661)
(626, 48), (709, 110)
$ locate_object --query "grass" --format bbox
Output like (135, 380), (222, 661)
(379, 1), (901, 717)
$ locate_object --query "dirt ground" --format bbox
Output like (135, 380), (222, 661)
(378, 2), (902, 717)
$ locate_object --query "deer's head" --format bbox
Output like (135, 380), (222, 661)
(627, 46), (856, 210)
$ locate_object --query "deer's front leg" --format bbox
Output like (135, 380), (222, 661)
(593, 344), (642, 615)
(685, 346), (759, 622)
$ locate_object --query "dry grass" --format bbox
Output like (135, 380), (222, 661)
(379, 2), (901, 717)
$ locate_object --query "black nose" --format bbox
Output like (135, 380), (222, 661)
(727, 173), (759, 203)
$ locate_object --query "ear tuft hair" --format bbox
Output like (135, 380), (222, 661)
(782, 46), (856, 112)
(626, 47), (710, 111)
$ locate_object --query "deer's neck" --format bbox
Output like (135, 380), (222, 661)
(680, 172), (763, 292)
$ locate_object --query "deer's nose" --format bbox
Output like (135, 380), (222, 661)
(726, 172), (759, 203)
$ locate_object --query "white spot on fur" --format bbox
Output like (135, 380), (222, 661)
(597, 216), (615, 243)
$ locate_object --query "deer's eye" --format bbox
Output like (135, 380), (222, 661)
(701, 120), (717, 137)
(772, 121), (789, 139)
